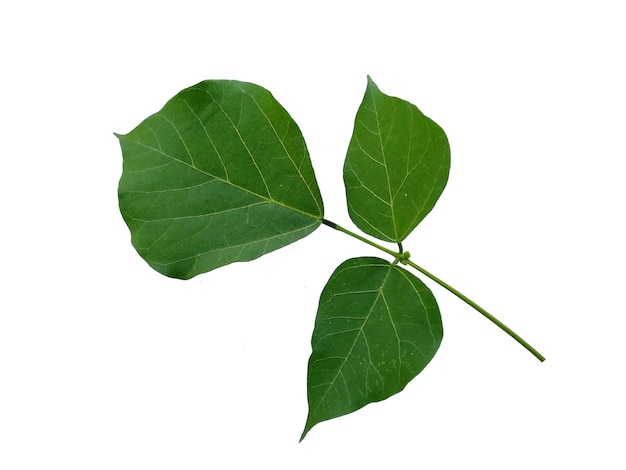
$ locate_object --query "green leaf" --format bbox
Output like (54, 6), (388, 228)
(116, 80), (324, 279)
(301, 257), (443, 440)
(344, 77), (450, 243)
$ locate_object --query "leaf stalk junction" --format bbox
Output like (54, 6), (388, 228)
(322, 218), (545, 362)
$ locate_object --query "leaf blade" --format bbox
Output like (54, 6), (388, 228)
(344, 77), (450, 242)
(301, 257), (443, 440)
(117, 80), (324, 279)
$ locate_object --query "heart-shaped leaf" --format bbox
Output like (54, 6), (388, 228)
(117, 80), (324, 279)
(301, 257), (443, 440)
(344, 77), (450, 243)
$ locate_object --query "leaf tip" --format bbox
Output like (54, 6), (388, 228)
(299, 414), (316, 442)
(366, 75), (379, 90)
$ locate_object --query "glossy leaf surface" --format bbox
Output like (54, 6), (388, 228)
(302, 257), (443, 440)
(344, 77), (450, 243)
(117, 80), (324, 279)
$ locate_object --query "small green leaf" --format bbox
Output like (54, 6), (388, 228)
(344, 77), (450, 243)
(117, 80), (324, 279)
(301, 257), (443, 440)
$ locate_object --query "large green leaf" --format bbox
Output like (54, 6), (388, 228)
(344, 77), (450, 243)
(117, 80), (324, 279)
(301, 257), (443, 440)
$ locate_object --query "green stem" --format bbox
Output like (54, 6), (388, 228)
(321, 218), (545, 362)
(404, 259), (545, 362)
(322, 219), (399, 259)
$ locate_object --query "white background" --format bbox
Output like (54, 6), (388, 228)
(1, 1), (625, 468)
